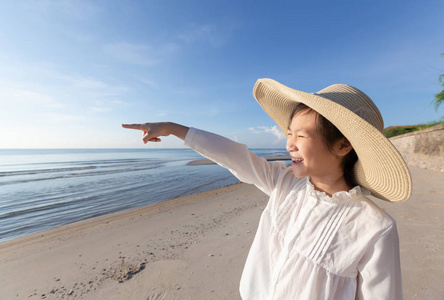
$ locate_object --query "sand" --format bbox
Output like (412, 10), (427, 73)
(0, 167), (442, 300)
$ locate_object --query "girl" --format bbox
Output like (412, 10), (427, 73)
(122, 78), (411, 299)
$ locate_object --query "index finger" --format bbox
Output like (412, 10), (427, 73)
(122, 124), (145, 131)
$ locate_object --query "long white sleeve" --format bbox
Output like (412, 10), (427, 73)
(356, 222), (403, 300)
(184, 127), (289, 196)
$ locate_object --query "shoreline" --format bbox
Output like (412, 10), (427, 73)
(0, 180), (242, 245)
(0, 167), (443, 299)
(0, 181), (246, 248)
(0, 182), (268, 299)
(1, 149), (286, 244)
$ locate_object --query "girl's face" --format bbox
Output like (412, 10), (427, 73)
(286, 111), (343, 183)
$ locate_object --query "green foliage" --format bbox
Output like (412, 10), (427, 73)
(434, 73), (444, 111)
(383, 122), (444, 138)
(432, 53), (444, 111)
(384, 127), (416, 138)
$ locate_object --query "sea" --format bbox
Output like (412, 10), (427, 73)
(0, 148), (287, 243)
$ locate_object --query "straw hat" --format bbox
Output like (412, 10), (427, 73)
(253, 78), (412, 202)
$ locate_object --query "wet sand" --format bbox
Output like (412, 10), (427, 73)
(0, 167), (442, 299)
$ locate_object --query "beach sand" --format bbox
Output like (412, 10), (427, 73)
(0, 167), (442, 300)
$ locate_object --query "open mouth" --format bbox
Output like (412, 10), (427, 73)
(291, 158), (304, 165)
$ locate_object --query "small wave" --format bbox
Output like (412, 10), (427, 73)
(0, 224), (34, 240)
(0, 197), (86, 220)
(0, 166), (97, 177)
(0, 162), (167, 185)
(0, 158), (162, 177)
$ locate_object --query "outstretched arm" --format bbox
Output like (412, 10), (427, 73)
(122, 122), (189, 144)
(122, 124), (291, 195)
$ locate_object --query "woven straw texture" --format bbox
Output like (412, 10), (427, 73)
(253, 78), (412, 202)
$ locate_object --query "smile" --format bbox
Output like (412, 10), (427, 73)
(291, 158), (304, 165)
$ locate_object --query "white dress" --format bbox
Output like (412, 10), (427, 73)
(184, 128), (403, 300)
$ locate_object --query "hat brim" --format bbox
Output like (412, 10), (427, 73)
(253, 78), (412, 202)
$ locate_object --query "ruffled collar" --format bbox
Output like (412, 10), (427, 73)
(305, 177), (370, 203)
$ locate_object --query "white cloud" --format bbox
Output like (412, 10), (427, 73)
(69, 77), (111, 90)
(103, 23), (232, 69)
(249, 126), (286, 145)
(112, 100), (129, 106)
(0, 56), (128, 105)
(37, 75), (128, 115)
(59, 74), (128, 98)
(0, 86), (64, 109)
(103, 21), (234, 69)
(134, 76), (157, 87)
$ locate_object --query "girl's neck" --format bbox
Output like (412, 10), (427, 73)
(309, 175), (351, 197)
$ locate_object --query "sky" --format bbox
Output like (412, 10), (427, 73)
(0, 0), (443, 149)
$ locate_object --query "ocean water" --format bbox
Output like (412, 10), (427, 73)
(0, 148), (287, 243)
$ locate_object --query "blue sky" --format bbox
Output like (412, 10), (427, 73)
(0, 0), (443, 148)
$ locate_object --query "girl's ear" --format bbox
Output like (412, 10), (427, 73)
(335, 138), (353, 157)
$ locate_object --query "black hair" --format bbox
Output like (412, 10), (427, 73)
(289, 103), (358, 188)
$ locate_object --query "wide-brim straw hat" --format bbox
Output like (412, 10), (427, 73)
(253, 78), (412, 202)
